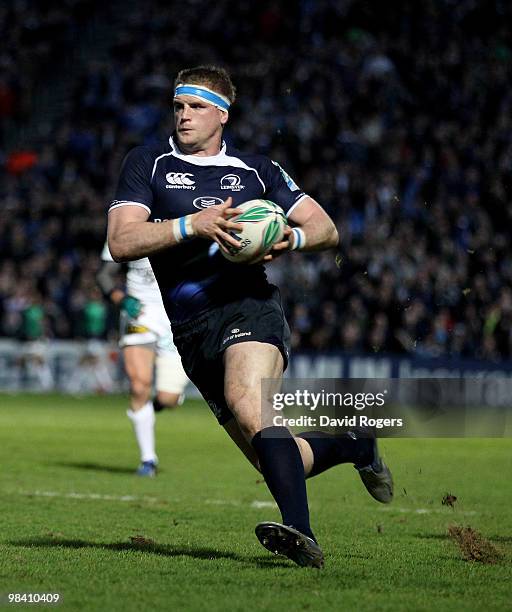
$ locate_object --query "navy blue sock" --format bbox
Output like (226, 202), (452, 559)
(296, 431), (375, 478)
(251, 426), (315, 541)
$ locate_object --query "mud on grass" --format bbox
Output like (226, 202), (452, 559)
(448, 525), (503, 564)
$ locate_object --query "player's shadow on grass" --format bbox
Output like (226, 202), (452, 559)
(10, 537), (291, 568)
(11, 537), (240, 561)
(51, 461), (135, 475)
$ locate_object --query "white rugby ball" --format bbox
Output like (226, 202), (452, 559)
(221, 199), (288, 264)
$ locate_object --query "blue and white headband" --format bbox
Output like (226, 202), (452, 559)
(174, 84), (230, 112)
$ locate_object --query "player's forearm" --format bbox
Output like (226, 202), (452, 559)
(108, 199), (242, 262)
(293, 218), (339, 252)
(287, 197), (339, 253)
(108, 220), (184, 262)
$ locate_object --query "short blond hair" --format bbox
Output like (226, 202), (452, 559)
(174, 65), (236, 104)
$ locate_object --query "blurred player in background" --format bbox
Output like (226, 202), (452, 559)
(97, 243), (189, 476)
(107, 65), (392, 567)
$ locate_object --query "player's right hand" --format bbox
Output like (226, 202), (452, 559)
(190, 197), (244, 252)
(120, 294), (142, 318)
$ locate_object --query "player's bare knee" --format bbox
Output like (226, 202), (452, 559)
(226, 394), (261, 440)
(130, 377), (152, 405)
(225, 383), (257, 413)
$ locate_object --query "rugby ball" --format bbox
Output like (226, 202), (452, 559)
(221, 199), (288, 264)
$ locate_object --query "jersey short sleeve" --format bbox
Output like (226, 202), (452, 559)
(109, 146), (154, 214)
(260, 158), (308, 216)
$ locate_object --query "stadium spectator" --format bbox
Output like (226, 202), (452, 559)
(1, 0), (512, 362)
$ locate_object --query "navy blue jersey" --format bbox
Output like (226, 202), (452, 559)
(109, 135), (307, 324)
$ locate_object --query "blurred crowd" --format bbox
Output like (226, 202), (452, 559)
(1, 0), (512, 361)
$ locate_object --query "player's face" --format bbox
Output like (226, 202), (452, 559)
(173, 95), (228, 155)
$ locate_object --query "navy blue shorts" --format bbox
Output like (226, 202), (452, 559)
(172, 285), (290, 425)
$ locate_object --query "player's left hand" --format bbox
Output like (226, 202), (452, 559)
(262, 226), (292, 262)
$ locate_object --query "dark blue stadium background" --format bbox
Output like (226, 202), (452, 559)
(1, 0), (512, 362)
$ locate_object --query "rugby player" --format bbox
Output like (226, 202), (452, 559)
(97, 243), (189, 476)
(107, 65), (393, 566)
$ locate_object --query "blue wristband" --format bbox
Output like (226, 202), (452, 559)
(291, 227), (306, 250)
(172, 215), (194, 242)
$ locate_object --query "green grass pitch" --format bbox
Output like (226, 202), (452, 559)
(0, 394), (511, 611)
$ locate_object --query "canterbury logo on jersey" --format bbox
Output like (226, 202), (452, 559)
(165, 172), (196, 190)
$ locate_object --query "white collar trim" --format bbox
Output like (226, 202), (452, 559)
(168, 135), (227, 163)
(150, 135), (266, 191)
